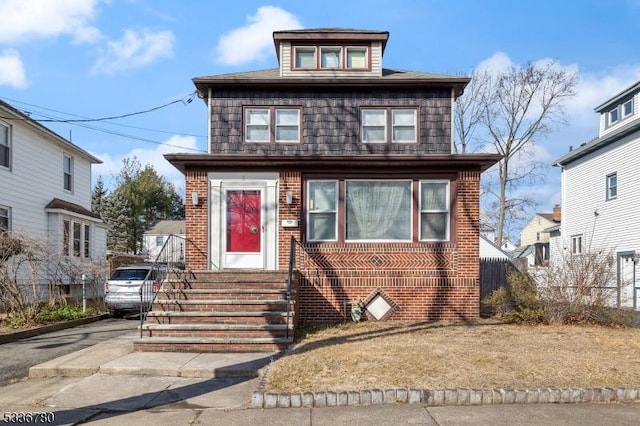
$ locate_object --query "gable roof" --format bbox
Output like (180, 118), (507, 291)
(0, 99), (102, 164)
(553, 118), (640, 167)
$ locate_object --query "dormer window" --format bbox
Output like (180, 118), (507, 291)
(294, 47), (316, 68)
(606, 97), (634, 127)
(292, 45), (369, 70)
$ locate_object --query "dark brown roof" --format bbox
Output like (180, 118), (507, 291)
(272, 28), (390, 57)
(538, 213), (560, 223)
(192, 68), (470, 96)
(45, 198), (101, 219)
(164, 153), (502, 175)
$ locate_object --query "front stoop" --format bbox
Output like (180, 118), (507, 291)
(134, 270), (296, 353)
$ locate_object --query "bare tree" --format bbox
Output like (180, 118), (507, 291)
(454, 69), (489, 154)
(456, 60), (577, 244)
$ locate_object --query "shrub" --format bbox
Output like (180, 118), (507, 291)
(37, 304), (98, 323)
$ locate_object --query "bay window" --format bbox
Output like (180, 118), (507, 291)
(306, 179), (451, 242)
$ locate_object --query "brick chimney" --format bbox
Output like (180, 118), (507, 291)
(552, 204), (561, 222)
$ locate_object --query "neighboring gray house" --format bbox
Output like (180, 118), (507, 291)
(0, 99), (107, 301)
(553, 80), (640, 310)
(143, 220), (185, 262)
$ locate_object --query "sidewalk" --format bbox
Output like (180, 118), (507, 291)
(0, 331), (637, 425)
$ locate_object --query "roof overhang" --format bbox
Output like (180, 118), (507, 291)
(164, 153), (502, 175)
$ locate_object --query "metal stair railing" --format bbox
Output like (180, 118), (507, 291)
(138, 234), (206, 338)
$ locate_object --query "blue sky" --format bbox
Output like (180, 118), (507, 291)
(1, 0), (640, 234)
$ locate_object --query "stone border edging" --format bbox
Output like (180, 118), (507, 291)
(0, 313), (110, 344)
(251, 386), (640, 409)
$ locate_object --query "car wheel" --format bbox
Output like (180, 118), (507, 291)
(109, 309), (123, 318)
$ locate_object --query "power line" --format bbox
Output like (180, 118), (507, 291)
(0, 94), (208, 152)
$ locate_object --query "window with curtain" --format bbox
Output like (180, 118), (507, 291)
(306, 178), (451, 242)
(73, 222), (81, 257)
(420, 181), (449, 241)
(0, 123), (10, 169)
(307, 181), (338, 241)
(346, 181), (411, 240)
(346, 47), (367, 68)
(295, 47), (316, 68)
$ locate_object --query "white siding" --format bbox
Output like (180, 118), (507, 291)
(0, 121), (94, 238)
(479, 236), (511, 260)
(599, 93), (639, 138)
(561, 131), (640, 258)
(519, 215), (555, 246)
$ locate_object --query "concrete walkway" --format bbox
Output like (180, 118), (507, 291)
(0, 330), (636, 425)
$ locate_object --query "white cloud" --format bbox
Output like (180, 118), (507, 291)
(92, 135), (197, 194)
(0, 0), (101, 44)
(92, 29), (174, 75)
(565, 64), (640, 128)
(0, 49), (28, 88)
(215, 6), (302, 66)
(475, 52), (513, 75)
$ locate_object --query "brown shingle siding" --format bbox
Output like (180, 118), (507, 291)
(209, 89), (452, 155)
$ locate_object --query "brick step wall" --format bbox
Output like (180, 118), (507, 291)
(141, 323), (292, 339)
(135, 270), (297, 353)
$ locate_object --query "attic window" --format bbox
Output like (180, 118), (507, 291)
(606, 97), (634, 128)
(292, 45), (369, 70)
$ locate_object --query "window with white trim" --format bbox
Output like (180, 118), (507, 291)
(420, 181), (450, 241)
(307, 181), (338, 241)
(571, 234), (583, 255)
(362, 108), (417, 143)
(306, 178), (451, 242)
(606, 97), (634, 127)
(606, 172), (617, 200)
(0, 122), (10, 169)
(62, 218), (92, 259)
(244, 107), (300, 143)
(63, 154), (73, 191)
(0, 206), (10, 232)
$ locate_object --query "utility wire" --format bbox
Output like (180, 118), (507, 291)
(0, 94), (208, 152)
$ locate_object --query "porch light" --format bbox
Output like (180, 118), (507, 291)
(285, 190), (293, 205)
(191, 191), (199, 206)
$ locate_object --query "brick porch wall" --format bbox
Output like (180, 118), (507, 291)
(185, 170), (208, 270)
(280, 170), (481, 324)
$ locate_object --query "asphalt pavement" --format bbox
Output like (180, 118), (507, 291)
(0, 321), (639, 425)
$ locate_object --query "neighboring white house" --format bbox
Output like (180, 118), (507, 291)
(0, 99), (107, 300)
(142, 220), (185, 263)
(553, 80), (640, 310)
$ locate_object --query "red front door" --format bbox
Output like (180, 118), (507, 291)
(226, 190), (261, 253)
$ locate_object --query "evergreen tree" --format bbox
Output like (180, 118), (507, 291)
(91, 176), (107, 216)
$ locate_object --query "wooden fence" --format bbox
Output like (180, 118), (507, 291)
(480, 257), (526, 300)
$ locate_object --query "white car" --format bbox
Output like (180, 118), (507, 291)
(104, 265), (162, 317)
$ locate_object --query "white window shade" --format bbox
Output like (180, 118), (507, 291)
(295, 48), (316, 68)
(347, 48), (367, 68)
(245, 109), (270, 142)
(362, 109), (387, 143)
(275, 109), (299, 142)
(392, 110), (416, 143)
(321, 48), (341, 68)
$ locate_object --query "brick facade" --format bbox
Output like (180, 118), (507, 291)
(184, 169), (208, 270)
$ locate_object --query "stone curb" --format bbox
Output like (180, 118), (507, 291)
(251, 386), (640, 409)
(0, 313), (110, 344)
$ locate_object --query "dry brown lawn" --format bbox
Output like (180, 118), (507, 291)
(263, 320), (640, 392)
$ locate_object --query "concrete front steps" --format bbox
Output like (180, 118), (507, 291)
(134, 270), (296, 353)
